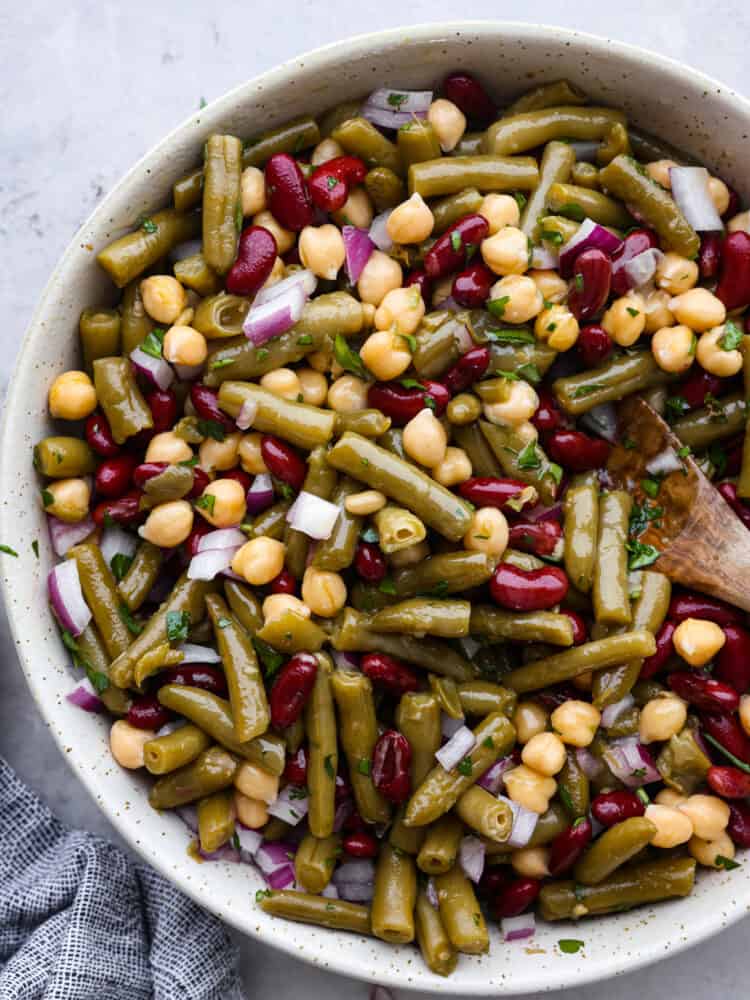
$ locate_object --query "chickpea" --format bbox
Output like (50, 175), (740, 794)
(298, 224), (346, 280)
(262, 593), (311, 624)
(375, 286), (425, 338)
(360, 330), (412, 381)
(162, 325), (208, 367)
(654, 788), (687, 808)
(357, 250), (402, 306)
(140, 275), (187, 324)
(425, 98), (466, 153)
(672, 617), (726, 667)
(645, 804), (694, 848)
(48, 370), (97, 421)
(689, 830), (735, 868)
(145, 431), (194, 465)
(678, 795), (730, 841)
(696, 325), (744, 377)
(232, 536), (285, 586)
(175, 305), (195, 326)
(238, 432), (268, 474)
(334, 187), (374, 230)
(110, 720), (155, 769)
(344, 490), (387, 516)
(197, 478), (247, 528)
(253, 210), (295, 254)
(463, 506), (509, 558)
(139, 499), (194, 547)
(504, 764), (557, 814)
(490, 275), (544, 324)
(481, 226), (530, 276)
(261, 256), (286, 289)
(643, 289), (674, 334)
(739, 694), (750, 737)
(479, 193), (520, 235)
(513, 701), (549, 744)
(388, 540), (430, 569)
(550, 700), (601, 747)
(645, 159), (677, 188)
(233, 791), (269, 829)
(483, 380), (539, 428)
(432, 447), (472, 487)
(601, 293), (647, 347)
(327, 374), (369, 413)
(260, 367), (302, 401)
(511, 846), (550, 879)
(529, 268), (568, 304)
(651, 325), (696, 374)
(708, 176), (731, 216)
(386, 193), (434, 244)
(521, 732), (567, 777)
(302, 567), (347, 617)
(534, 303), (580, 352)
(446, 393), (482, 426)
(240, 165), (267, 217)
(655, 252), (699, 295)
(639, 694), (688, 743)
(295, 368), (328, 406)
(311, 137), (344, 167)
(402, 408), (448, 467)
(42, 478), (90, 523)
(199, 431), (241, 473)
(234, 761), (280, 803)
(728, 210), (750, 234)
(669, 288), (726, 332)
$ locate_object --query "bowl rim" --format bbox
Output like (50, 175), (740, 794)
(4, 20), (750, 994)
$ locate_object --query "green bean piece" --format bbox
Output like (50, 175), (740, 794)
(397, 121), (442, 170)
(334, 409), (392, 438)
(389, 809), (426, 855)
(120, 280), (155, 355)
(480, 420), (559, 505)
(377, 427), (412, 463)
(218, 382), (335, 450)
(144, 724), (211, 775)
(458, 681), (517, 719)
(411, 310), (469, 378)
(333, 608), (475, 682)
(197, 790), (235, 854)
(593, 491), (633, 627)
(242, 499), (293, 541)
(539, 214), (581, 244)
(223, 580), (263, 634)
(206, 593), (269, 743)
(285, 716), (305, 756)
(656, 726), (711, 795)
(456, 785), (514, 842)
(415, 888), (458, 977)
(486, 106), (626, 156)
(132, 641), (184, 686)
(349, 581), (398, 614)
(607, 706), (640, 738)
(431, 188), (484, 233)
(446, 393), (482, 426)
(76, 623), (131, 716)
(305, 652), (338, 838)
(79, 308), (121, 370)
(600, 154), (700, 256)
(506, 630), (656, 694)
(451, 423), (504, 478)
(364, 166), (405, 212)
(434, 865), (488, 954)
(629, 127), (693, 165)
(503, 548), (545, 573)
(294, 833), (341, 894)
(117, 542), (163, 612)
(332, 117), (402, 174)
(326, 433), (473, 541)
(452, 132), (484, 156)
(597, 122), (632, 166)
(34, 437), (95, 479)
(393, 551), (495, 599)
(173, 253), (222, 297)
(405, 713), (515, 827)
(330, 670), (390, 824)
(737, 337), (750, 498)
(417, 814), (464, 874)
(140, 465), (194, 507)
(67, 541), (131, 660)
(521, 141), (576, 240)
(368, 598), (470, 639)
(192, 293), (250, 340)
(558, 748), (590, 818)
(243, 116), (320, 167)
(506, 80), (588, 116)
(563, 472), (599, 593)
(371, 843), (417, 944)
(547, 181), (632, 229)
(284, 447), (337, 578)
(571, 161), (600, 189)
(469, 605), (574, 646)
(574, 817), (657, 885)
(157, 684), (285, 774)
(429, 675), (464, 720)
(202, 135), (242, 275)
(93, 357), (153, 445)
(259, 889), (371, 935)
(173, 166), (203, 212)
(149, 746), (238, 809)
(373, 505), (426, 555)
(260, 817), (292, 842)
(254, 610), (327, 654)
(409, 155), (539, 198)
(311, 476), (361, 572)
(396, 693), (442, 790)
(672, 391), (745, 450)
(97, 209), (201, 288)
(553, 350), (671, 415)
(527, 803), (570, 847)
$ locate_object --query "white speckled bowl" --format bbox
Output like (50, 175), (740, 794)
(3, 21), (750, 994)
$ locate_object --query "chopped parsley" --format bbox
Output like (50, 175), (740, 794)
(482, 736), (495, 749)
(324, 754), (336, 779)
(625, 538), (660, 570)
(485, 328), (535, 345)
(256, 348), (269, 362)
(118, 603), (143, 636)
(297, 334), (314, 345)
(677, 445), (692, 458)
(360, 525), (379, 544)
(140, 216), (158, 234)
(513, 192), (528, 211)
(209, 358), (235, 371)
(288, 786), (309, 800)
(635, 787), (650, 806)
(166, 610), (191, 642)
(665, 395), (690, 422)
(195, 494), (216, 515)
(623, 437), (637, 450)
(253, 637), (285, 678)
(41, 489), (54, 508)
(179, 456), (200, 467)
(333, 332), (369, 379)
(517, 363), (541, 384)
(139, 328), (166, 359)
(457, 757), (473, 777)
(487, 296), (510, 318)
(450, 231), (463, 252)
(31, 540), (39, 558)
(708, 441), (728, 477)
(571, 383), (605, 399)
(0, 544), (18, 557)
(629, 500), (664, 537)
(387, 92), (408, 108)
(378, 576), (397, 595)
(540, 229), (564, 246)
(357, 758), (371, 776)
(558, 785), (575, 817)
(558, 939), (585, 954)
(547, 462), (563, 485)
(715, 855), (741, 871)
(217, 616), (233, 629)
(430, 580), (450, 598)
(702, 732), (750, 773)
(400, 333), (417, 353)
(255, 889), (272, 902)
(704, 392), (728, 423)
(110, 552), (133, 581)
(559, 202), (585, 222)
(626, 306), (640, 317)
(517, 441), (542, 470)
(574, 273), (585, 293)
(400, 378), (426, 390)
(641, 477), (660, 499)
(196, 419), (226, 442)
(720, 320), (743, 351)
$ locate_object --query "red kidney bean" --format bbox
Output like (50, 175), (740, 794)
(531, 389), (565, 433)
(716, 231), (750, 310)
(404, 268), (432, 301)
(371, 730), (411, 803)
(458, 477), (537, 513)
(698, 232), (723, 280)
(342, 831), (379, 858)
(490, 562), (568, 611)
(354, 542), (387, 584)
(145, 388), (178, 434)
(366, 380), (449, 425)
(361, 652), (419, 697)
(185, 520), (212, 557)
(223, 468), (252, 492)
(669, 593), (744, 628)
(724, 438), (744, 478)
(92, 489), (144, 527)
(591, 790), (646, 827)
(715, 625), (750, 694)
(85, 412), (120, 457)
(728, 801), (750, 847)
(546, 429), (610, 472)
(667, 672), (739, 713)
(225, 225), (277, 295)
(284, 745), (308, 785)
(567, 249), (612, 322)
(190, 384), (236, 432)
(128, 694), (172, 731)
(452, 262), (493, 308)
(270, 569), (298, 594)
(639, 620), (676, 680)
(260, 435), (306, 492)
(678, 369), (725, 411)
(717, 481), (750, 531)
(309, 155), (367, 212)
(610, 228), (659, 295)
(707, 765), (750, 799)
(424, 214), (489, 279)
(158, 664), (228, 696)
(478, 867), (511, 899)
(133, 462), (168, 489)
(560, 609), (588, 645)
(442, 72), (495, 122)
(187, 466), (210, 500)
(508, 520), (562, 559)
(94, 454), (138, 498)
(723, 184), (741, 221)
(577, 323), (614, 368)
(269, 652), (318, 728)
(701, 711), (750, 764)
(342, 807), (364, 833)
(548, 818), (593, 877)
(265, 153), (313, 231)
(442, 346), (491, 395)
(492, 878), (541, 919)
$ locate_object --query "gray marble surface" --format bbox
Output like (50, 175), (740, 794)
(1, 2), (749, 997)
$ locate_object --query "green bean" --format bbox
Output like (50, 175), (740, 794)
(334, 409), (391, 438)
(67, 541), (131, 660)
(393, 551), (495, 599)
(469, 605), (574, 646)
(76, 623), (131, 716)
(144, 723), (211, 775)
(447, 393), (482, 426)
(539, 214), (581, 244)
(574, 817), (657, 885)
(405, 713), (515, 827)
(458, 785), (514, 843)
(132, 641), (184, 686)
(389, 808), (426, 855)
(597, 122), (632, 166)
(415, 888), (457, 977)
(369, 598), (470, 638)
(409, 156), (539, 198)
(485, 106), (626, 156)
(671, 391), (746, 449)
(428, 675), (464, 720)
(451, 423), (504, 478)
(527, 803), (570, 847)
(458, 681), (517, 719)
(173, 253), (222, 297)
(396, 693), (442, 790)
(218, 382), (335, 450)
(364, 166), (405, 211)
(97, 209), (200, 288)
(93, 357), (153, 444)
(120, 280), (154, 355)
(242, 499), (293, 541)
(607, 706), (640, 738)
(593, 491), (632, 627)
(656, 726), (711, 796)
(332, 117), (402, 174)
(505, 81), (588, 116)
(34, 437), (95, 479)
(311, 477), (361, 572)
(285, 447), (337, 578)
(547, 181), (632, 229)
(254, 609), (327, 655)
(285, 716), (305, 755)
(173, 166), (203, 212)
(417, 814), (464, 874)
(294, 833), (341, 894)
(431, 188), (484, 232)
(564, 472), (599, 593)
(224, 580), (263, 634)
(503, 549), (545, 573)
(571, 161), (600, 189)
(192, 293), (250, 339)
(737, 336), (750, 498)
(479, 420), (559, 505)
(79, 308), (121, 371)
(202, 134), (242, 275)
(243, 116), (320, 167)
(630, 127), (694, 165)
(412, 311), (468, 378)
(558, 748), (590, 818)
(140, 465), (193, 506)
(434, 865), (488, 954)
(117, 542), (163, 612)
(377, 427), (412, 463)
(521, 141), (576, 240)
(305, 652), (338, 838)
(258, 889), (371, 935)
(553, 350), (671, 415)
(197, 790), (235, 853)
(397, 121), (441, 169)
(349, 581), (397, 614)
(371, 843), (417, 944)
(262, 817), (293, 842)
(149, 746), (238, 809)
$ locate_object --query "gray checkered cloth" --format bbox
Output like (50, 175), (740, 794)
(0, 758), (247, 999)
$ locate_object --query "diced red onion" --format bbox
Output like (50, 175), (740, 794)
(369, 210), (394, 252)
(336, 881), (374, 903)
(243, 285), (306, 345)
(235, 824), (264, 857)
(235, 399), (258, 431)
(426, 878), (439, 909)
(343, 226), (375, 283)
(254, 269), (317, 307)
(321, 882), (339, 899)
(47, 515), (96, 557)
(332, 798), (353, 832)
(66, 677), (104, 713)
(575, 747), (603, 781)
(502, 912), (536, 942)
(187, 547), (238, 581)
(256, 841), (297, 873)
(579, 402), (618, 443)
(603, 737), (661, 788)
(99, 524), (138, 567)
(441, 713), (466, 740)
(435, 294), (460, 313)
(286, 491), (340, 540)
(177, 642), (221, 665)
(621, 248), (664, 289)
(130, 346), (174, 391)
(266, 865), (296, 889)
(645, 446), (683, 477)
(435, 725), (476, 771)
(367, 88), (433, 113)
(525, 501), (563, 524)
(245, 473), (275, 515)
(558, 219), (623, 278)
(49, 560), (92, 636)
(267, 785), (309, 825)
(477, 755), (515, 795)
(568, 140), (600, 163)
(459, 835), (486, 883)
(531, 244), (559, 270)
(197, 528), (247, 552)
(155, 720), (185, 738)
(199, 842), (242, 864)
(498, 795), (539, 848)
(332, 858), (375, 901)
(332, 651), (361, 672)
(168, 238), (203, 263)
(601, 693), (635, 729)
(670, 166), (724, 232)
(176, 804), (199, 833)
(361, 103), (429, 130)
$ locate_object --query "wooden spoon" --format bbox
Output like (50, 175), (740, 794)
(606, 396), (750, 611)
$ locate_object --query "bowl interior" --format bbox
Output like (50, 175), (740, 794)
(3, 22), (750, 995)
